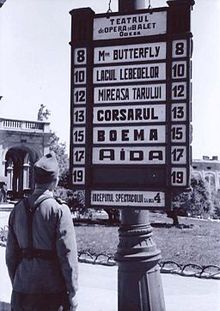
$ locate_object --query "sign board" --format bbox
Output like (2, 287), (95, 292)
(70, 5), (193, 209)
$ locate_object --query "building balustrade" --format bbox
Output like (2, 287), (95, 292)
(0, 118), (50, 133)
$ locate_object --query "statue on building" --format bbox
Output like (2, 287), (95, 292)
(37, 104), (51, 121)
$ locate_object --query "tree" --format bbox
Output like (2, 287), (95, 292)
(166, 173), (211, 225)
(36, 105), (69, 187)
(189, 174), (211, 217)
(212, 190), (220, 218)
(167, 191), (190, 226)
(54, 188), (86, 214)
(49, 132), (69, 186)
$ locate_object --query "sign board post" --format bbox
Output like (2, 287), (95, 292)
(70, 0), (194, 309)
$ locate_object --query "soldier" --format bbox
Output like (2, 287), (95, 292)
(6, 152), (78, 310)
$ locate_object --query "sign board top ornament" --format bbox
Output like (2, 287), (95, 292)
(93, 9), (167, 40)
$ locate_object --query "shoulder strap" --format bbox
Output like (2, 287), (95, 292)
(23, 197), (34, 251)
(35, 194), (55, 207)
(23, 195), (52, 250)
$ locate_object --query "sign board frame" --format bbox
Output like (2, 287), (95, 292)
(69, 6), (193, 210)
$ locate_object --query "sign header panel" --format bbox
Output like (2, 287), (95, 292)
(93, 11), (167, 40)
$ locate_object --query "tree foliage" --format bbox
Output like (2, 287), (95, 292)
(37, 104), (69, 185)
(213, 191), (220, 218)
(188, 173), (211, 217)
(167, 172), (211, 224)
(49, 132), (69, 186)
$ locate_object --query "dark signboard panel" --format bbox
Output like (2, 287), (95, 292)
(70, 4), (193, 209)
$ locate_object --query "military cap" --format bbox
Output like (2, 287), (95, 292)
(34, 151), (59, 184)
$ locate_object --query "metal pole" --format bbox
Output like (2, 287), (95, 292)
(115, 208), (166, 310)
(119, 0), (145, 12)
(115, 2), (166, 309)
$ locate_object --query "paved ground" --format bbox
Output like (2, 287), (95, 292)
(1, 210), (220, 311)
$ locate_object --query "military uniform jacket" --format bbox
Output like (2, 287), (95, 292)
(6, 190), (78, 295)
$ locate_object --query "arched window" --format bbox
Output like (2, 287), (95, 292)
(5, 147), (40, 199)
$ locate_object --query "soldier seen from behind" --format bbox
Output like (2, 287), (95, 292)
(6, 152), (78, 310)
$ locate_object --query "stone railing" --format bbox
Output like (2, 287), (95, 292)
(0, 118), (50, 133)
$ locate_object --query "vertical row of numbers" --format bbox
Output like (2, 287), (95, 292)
(170, 40), (189, 187)
(72, 48), (87, 185)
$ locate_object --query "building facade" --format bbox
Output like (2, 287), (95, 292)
(192, 156), (220, 193)
(0, 117), (51, 199)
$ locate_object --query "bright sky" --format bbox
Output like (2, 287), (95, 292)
(0, 0), (220, 159)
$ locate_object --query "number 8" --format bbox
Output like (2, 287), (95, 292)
(74, 48), (87, 64)
(175, 42), (184, 55)
(173, 40), (187, 58)
(77, 50), (86, 63)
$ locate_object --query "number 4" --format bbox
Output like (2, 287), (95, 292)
(154, 193), (161, 203)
